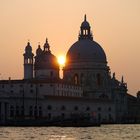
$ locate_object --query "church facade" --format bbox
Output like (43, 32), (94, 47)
(0, 16), (128, 125)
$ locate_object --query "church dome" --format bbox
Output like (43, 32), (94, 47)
(67, 39), (106, 63)
(34, 39), (59, 70)
(35, 52), (58, 70)
(66, 15), (107, 63)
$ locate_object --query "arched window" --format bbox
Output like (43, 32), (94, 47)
(27, 58), (30, 64)
(86, 30), (88, 35)
(24, 58), (28, 64)
(84, 30), (86, 35)
(74, 74), (79, 85)
(30, 59), (33, 64)
(97, 73), (101, 86)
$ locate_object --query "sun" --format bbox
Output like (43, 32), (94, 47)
(57, 55), (66, 66)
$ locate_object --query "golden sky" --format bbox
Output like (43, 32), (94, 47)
(0, 0), (140, 95)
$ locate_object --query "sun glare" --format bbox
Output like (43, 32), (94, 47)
(58, 56), (66, 66)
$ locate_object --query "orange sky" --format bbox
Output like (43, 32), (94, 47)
(0, 0), (140, 96)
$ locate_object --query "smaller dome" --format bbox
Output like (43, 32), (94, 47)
(25, 42), (32, 53)
(43, 38), (50, 52)
(24, 42), (34, 58)
(35, 51), (59, 70)
(36, 45), (42, 56)
(34, 39), (59, 70)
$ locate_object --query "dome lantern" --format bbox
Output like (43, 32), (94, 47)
(25, 41), (32, 53)
(79, 15), (93, 40)
(43, 38), (50, 52)
(36, 43), (42, 56)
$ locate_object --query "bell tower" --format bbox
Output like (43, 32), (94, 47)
(23, 42), (34, 79)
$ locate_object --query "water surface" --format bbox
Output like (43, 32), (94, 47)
(0, 125), (140, 140)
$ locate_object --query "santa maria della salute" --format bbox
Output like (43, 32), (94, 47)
(0, 15), (140, 126)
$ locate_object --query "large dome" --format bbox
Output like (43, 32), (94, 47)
(66, 15), (107, 63)
(67, 39), (107, 63)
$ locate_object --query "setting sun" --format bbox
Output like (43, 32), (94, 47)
(57, 55), (66, 66)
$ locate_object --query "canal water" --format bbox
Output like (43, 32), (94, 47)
(0, 125), (140, 140)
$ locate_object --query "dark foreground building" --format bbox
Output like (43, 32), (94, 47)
(0, 15), (138, 125)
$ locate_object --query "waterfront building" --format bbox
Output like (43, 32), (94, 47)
(0, 15), (132, 125)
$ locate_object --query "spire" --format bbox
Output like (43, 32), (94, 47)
(84, 14), (87, 21)
(27, 40), (30, 46)
(27, 39), (30, 46)
(46, 38), (48, 43)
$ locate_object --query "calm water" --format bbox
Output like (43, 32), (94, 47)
(0, 125), (140, 140)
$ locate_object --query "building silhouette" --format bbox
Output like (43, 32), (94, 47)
(0, 15), (139, 125)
